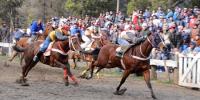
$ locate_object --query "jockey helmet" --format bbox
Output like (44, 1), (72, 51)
(61, 25), (70, 31)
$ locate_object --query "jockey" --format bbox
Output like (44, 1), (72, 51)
(116, 26), (147, 57)
(30, 19), (44, 42)
(81, 26), (100, 51)
(33, 25), (70, 62)
(70, 23), (82, 36)
(13, 28), (26, 43)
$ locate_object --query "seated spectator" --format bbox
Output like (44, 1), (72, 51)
(182, 41), (200, 55)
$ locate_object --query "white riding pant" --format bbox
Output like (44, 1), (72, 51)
(81, 35), (91, 49)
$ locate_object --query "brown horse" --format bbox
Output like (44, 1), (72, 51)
(86, 33), (164, 99)
(13, 29), (78, 86)
(9, 23), (53, 65)
(78, 36), (111, 78)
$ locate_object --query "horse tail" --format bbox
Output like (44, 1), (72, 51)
(12, 44), (26, 52)
(92, 48), (101, 55)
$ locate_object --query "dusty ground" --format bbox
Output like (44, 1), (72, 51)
(0, 56), (199, 100)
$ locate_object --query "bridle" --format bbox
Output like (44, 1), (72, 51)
(131, 33), (165, 61)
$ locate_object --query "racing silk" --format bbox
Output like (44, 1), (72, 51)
(70, 26), (82, 36)
(30, 21), (44, 35)
(39, 29), (68, 52)
(48, 29), (68, 41)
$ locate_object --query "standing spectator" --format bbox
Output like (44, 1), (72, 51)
(191, 22), (200, 45)
(156, 6), (165, 18)
(178, 25), (190, 52)
(166, 9), (174, 19)
(0, 23), (9, 42)
(168, 23), (182, 51)
(143, 8), (151, 19)
(132, 11), (142, 31)
(189, 14), (197, 28)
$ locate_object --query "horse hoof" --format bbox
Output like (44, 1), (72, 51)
(21, 83), (29, 86)
(86, 77), (92, 80)
(113, 88), (127, 95)
(78, 75), (86, 79)
(16, 79), (22, 84)
(65, 82), (69, 86)
(152, 95), (157, 99)
(72, 82), (79, 87)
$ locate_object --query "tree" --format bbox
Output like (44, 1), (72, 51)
(0, 0), (24, 42)
(127, 0), (151, 15)
(65, 0), (116, 17)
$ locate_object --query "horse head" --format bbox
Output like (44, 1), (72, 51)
(148, 32), (166, 49)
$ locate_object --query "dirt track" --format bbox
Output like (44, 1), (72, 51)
(0, 56), (199, 100)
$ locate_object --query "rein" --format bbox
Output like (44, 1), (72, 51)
(130, 36), (152, 61)
(69, 36), (79, 51)
(58, 41), (67, 53)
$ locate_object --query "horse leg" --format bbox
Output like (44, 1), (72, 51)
(20, 53), (25, 66)
(20, 61), (38, 86)
(54, 60), (78, 86)
(143, 70), (157, 99)
(95, 67), (104, 79)
(72, 57), (77, 69)
(79, 61), (91, 78)
(79, 68), (89, 78)
(63, 68), (69, 86)
(16, 61), (31, 86)
(114, 69), (131, 95)
(9, 51), (18, 62)
(86, 61), (96, 80)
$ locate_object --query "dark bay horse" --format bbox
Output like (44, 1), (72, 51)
(9, 23), (53, 65)
(86, 33), (165, 99)
(13, 30), (78, 86)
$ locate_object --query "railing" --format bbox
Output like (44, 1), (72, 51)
(150, 52), (200, 88)
(0, 42), (13, 56)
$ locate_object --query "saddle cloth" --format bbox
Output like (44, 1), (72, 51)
(40, 42), (69, 56)
(40, 42), (54, 56)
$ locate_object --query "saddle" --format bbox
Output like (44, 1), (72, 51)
(116, 36), (146, 58)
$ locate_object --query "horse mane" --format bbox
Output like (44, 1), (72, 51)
(124, 38), (146, 54)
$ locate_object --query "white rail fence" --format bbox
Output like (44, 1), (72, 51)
(150, 53), (200, 89)
(178, 53), (200, 88)
(0, 42), (13, 56)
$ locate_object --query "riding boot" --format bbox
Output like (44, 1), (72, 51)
(33, 51), (43, 62)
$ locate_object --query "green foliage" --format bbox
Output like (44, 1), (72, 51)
(0, 0), (24, 22)
(127, 0), (151, 15)
(127, 0), (168, 15)
(181, 0), (200, 8)
(65, 0), (116, 17)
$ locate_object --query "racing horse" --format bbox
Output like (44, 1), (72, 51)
(86, 32), (165, 99)
(8, 23), (53, 65)
(69, 30), (111, 78)
(13, 29), (78, 86)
